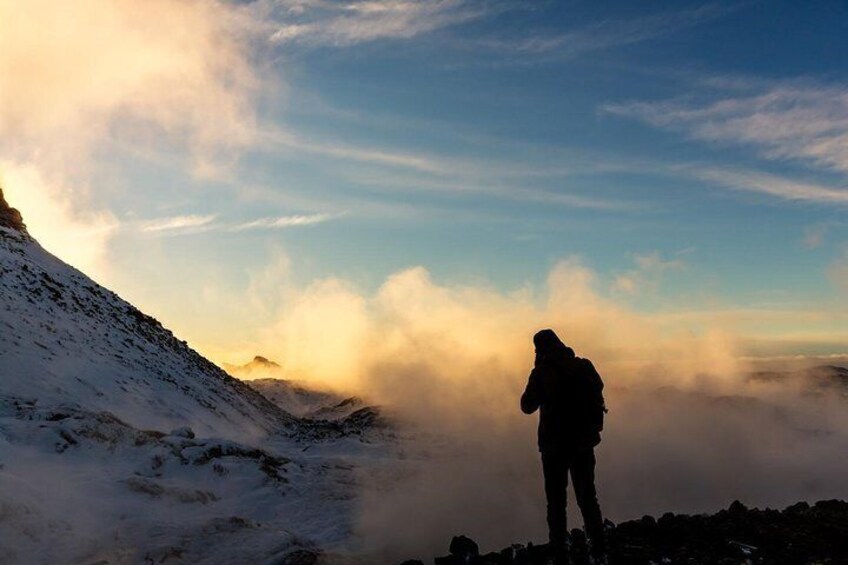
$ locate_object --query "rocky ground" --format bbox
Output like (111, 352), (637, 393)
(395, 499), (848, 565)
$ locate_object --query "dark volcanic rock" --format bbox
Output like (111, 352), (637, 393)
(408, 499), (848, 565)
(450, 535), (480, 558)
(0, 187), (26, 232)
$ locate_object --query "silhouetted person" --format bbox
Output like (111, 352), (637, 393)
(521, 329), (607, 564)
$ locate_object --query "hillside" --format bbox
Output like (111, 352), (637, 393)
(0, 189), (390, 564)
(0, 191), (295, 438)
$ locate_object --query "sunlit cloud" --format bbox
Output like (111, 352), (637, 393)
(0, 162), (118, 277)
(140, 214), (218, 234)
(133, 212), (341, 236)
(0, 0), (261, 271)
(268, 0), (489, 47)
(612, 251), (686, 294)
(231, 212), (340, 231)
(209, 255), (837, 392)
(0, 0), (259, 169)
(276, 259), (840, 386)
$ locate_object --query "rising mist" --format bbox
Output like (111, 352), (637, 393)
(234, 261), (848, 561)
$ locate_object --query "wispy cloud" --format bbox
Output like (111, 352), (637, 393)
(268, 0), (489, 47)
(140, 214), (218, 233)
(605, 83), (848, 174)
(230, 212), (339, 231)
(266, 129), (447, 174)
(136, 212), (340, 236)
(469, 3), (731, 60)
(691, 168), (848, 204)
(613, 250), (686, 294)
(263, 128), (637, 211)
(346, 170), (635, 211)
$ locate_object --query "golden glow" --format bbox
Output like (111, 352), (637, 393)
(206, 259), (749, 398)
(1, 162), (117, 277)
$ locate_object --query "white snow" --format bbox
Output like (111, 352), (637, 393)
(0, 226), (395, 564)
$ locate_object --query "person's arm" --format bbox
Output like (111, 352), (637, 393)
(520, 369), (543, 414)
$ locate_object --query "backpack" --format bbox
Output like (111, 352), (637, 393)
(578, 358), (607, 433)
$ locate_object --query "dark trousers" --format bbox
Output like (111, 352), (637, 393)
(541, 447), (605, 555)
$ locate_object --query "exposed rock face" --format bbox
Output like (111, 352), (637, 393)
(223, 355), (284, 379)
(0, 187), (26, 232)
(251, 355), (280, 368)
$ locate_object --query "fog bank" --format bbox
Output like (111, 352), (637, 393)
(235, 259), (847, 561)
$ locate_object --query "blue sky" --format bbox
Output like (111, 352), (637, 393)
(148, 1), (848, 295)
(3, 0), (848, 365)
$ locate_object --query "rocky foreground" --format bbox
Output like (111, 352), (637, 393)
(396, 499), (848, 565)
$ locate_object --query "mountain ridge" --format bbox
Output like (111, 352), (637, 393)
(0, 221), (295, 438)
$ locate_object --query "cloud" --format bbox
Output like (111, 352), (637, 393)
(268, 0), (488, 47)
(0, 0), (261, 273)
(612, 250), (685, 294)
(226, 256), (750, 393)
(230, 212), (340, 231)
(264, 129), (634, 211)
(207, 255), (848, 560)
(266, 129), (449, 174)
(605, 83), (848, 174)
(140, 214), (218, 234)
(0, 0), (258, 169)
(131, 212), (341, 237)
(348, 170), (634, 211)
(0, 162), (118, 278)
(475, 3), (730, 59)
(691, 168), (848, 204)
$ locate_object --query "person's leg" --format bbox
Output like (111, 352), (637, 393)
(570, 447), (605, 556)
(541, 450), (568, 560)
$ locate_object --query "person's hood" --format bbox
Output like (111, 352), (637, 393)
(533, 329), (575, 358)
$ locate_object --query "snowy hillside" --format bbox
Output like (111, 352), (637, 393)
(0, 214), (296, 438)
(0, 190), (394, 564)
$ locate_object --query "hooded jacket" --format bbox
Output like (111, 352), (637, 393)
(521, 334), (605, 452)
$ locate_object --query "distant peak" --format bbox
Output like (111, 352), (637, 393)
(252, 356), (280, 367)
(0, 187), (27, 233)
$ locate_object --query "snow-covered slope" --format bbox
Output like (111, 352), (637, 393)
(0, 213), (294, 439)
(0, 190), (394, 564)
